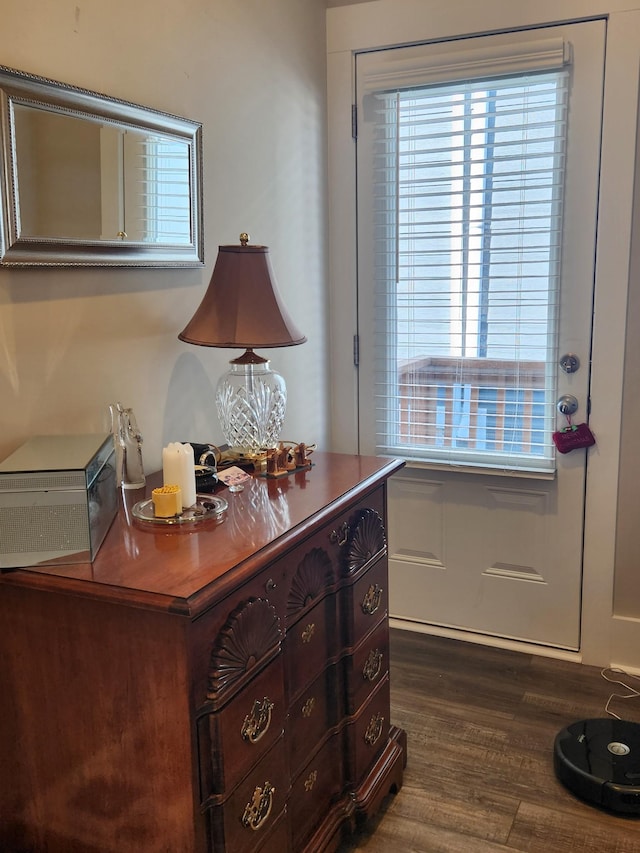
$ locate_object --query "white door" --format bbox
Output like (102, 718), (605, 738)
(355, 21), (605, 649)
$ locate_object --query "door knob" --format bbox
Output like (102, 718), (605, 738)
(557, 395), (579, 416)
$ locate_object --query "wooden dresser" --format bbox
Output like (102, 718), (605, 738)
(0, 452), (406, 852)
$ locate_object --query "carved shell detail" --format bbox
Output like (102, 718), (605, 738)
(343, 508), (386, 576)
(207, 598), (282, 698)
(287, 547), (333, 618)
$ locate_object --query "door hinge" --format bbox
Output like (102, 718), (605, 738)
(351, 104), (357, 140)
(353, 334), (360, 367)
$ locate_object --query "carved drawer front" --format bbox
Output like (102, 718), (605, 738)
(204, 597), (283, 703)
(283, 532), (336, 628)
(329, 490), (386, 571)
(284, 542), (335, 628)
(344, 619), (389, 717)
(286, 594), (336, 700)
(206, 735), (288, 853)
(341, 506), (387, 579)
(191, 578), (286, 704)
(198, 656), (286, 799)
(289, 734), (343, 852)
(342, 557), (389, 646)
(344, 675), (391, 787)
(287, 665), (337, 778)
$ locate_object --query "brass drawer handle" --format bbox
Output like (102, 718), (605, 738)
(301, 622), (315, 644)
(241, 781), (275, 830)
(304, 769), (318, 792)
(241, 697), (274, 743)
(329, 521), (349, 547)
(302, 697), (316, 718)
(363, 649), (383, 683)
(361, 583), (383, 615)
(364, 712), (385, 746)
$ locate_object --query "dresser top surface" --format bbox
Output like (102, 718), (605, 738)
(0, 452), (402, 615)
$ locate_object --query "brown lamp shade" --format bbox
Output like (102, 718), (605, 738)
(178, 240), (306, 349)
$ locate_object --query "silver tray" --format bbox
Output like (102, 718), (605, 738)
(132, 493), (228, 526)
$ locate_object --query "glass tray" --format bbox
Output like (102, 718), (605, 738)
(132, 493), (228, 526)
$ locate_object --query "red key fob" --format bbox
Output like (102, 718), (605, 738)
(553, 423), (596, 454)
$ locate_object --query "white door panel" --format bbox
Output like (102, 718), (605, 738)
(388, 471), (579, 647)
(357, 20), (605, 648)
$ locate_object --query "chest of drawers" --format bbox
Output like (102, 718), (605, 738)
(0, 452), (406, 852)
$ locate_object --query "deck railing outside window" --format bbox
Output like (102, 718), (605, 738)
(397, 356), (546, 456)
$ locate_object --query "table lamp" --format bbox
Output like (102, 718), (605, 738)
(178, 233), (306, 456)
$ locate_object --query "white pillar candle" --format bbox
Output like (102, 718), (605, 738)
(162, 442), (197, 510)
(179, 442), (197, 508)
(162, 443), (185, 511)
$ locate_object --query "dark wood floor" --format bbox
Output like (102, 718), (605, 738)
(339, 628), (640, 853)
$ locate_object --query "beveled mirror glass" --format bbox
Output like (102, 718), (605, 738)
(0, 65), (203, 266)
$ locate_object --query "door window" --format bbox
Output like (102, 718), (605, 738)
(357, 41), (570, 472)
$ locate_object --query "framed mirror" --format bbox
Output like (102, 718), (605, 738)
(0, 65), (203, 266)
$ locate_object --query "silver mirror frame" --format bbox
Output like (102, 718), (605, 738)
(0, 65), (204, 267)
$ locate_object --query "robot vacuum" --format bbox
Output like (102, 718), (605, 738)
(554, 718), (640, 815)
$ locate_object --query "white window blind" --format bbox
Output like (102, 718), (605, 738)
(362, 61), (570, 473)
(142, 136), (192, 244)
(123, 133), (192, 244)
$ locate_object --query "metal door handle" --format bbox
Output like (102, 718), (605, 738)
(557, 395), (579, 416)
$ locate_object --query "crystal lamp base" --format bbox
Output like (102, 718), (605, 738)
(216, 352), (286, 455)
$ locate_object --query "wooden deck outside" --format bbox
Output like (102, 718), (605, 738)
(396, 356), (546, 453)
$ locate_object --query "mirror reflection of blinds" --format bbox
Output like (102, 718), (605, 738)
(363, 63), (569, 473)
(127, 135), (192, 244)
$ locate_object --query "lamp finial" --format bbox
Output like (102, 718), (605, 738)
(239, 232), (250, 246)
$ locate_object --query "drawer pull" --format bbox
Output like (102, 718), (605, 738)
(301, 622), (315, 644)
(241, 781), (275, 831)
(302, 697), (316, 718)
(304, 770), (318, 792)
(364, 712), (385, 746)
(361, 583), (383, 615)
(363, 649), (383, 683)
(241, 697), (274, 743)
(265, 578), (277, 592)
(329, 521), (349, 547)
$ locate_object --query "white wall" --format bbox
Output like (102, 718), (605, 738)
(327, 0), (640, 668)
(0, 0), (329, 471)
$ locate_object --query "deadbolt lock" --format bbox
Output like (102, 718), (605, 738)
(559, 353), (580, 374)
